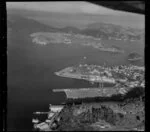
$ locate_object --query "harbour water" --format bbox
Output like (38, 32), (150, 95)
(7, 31), (144, 130)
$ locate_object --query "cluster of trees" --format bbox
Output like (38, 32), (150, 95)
(57, 98), (144, 131)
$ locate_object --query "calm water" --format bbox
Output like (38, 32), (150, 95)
(7, 31), (144, 130)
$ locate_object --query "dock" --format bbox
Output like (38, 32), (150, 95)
(33, 105), (64, 131)
(52, 87), (127, 99)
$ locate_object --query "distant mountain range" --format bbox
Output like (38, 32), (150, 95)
(54, 22), (144, 41)
(7, 14), (144, 41)
(81, 22), (144, 40)
(7, 15), (59, 34)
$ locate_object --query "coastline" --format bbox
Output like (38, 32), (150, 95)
(128, 57), (142, 61)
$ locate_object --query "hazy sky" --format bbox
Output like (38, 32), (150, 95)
(6, 1), (140, 16)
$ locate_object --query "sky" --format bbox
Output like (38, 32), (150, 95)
(6, 1), (141, 16)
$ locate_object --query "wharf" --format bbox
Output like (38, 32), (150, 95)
(53, 87), (128, 99)
(33, 105), (64, 131)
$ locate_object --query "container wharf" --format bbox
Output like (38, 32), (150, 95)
(53, 87), (130, 99)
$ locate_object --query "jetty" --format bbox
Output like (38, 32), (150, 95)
(33, 105), (64, 131)
(53, 87), (129, 99)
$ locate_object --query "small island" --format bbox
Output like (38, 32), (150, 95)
(128, 52), (142, 61)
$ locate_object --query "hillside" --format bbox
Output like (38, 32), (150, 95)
(81, 22), (144, 41)
(7, 8), (144, 29)
(7, 15), (59, 34)
(7, 13), (144, 42)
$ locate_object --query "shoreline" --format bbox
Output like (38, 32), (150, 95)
(128, 57), (142, 61)
(55, 71), (116, 84)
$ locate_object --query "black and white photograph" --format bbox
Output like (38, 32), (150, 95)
(6, 1), (145, 131)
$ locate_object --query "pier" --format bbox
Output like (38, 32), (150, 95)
(52, 87), (124, 99)
(33, 105), (64, 131)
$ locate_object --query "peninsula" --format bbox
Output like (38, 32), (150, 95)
(30, 32), (124, 53)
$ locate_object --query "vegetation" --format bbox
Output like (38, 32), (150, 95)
(57, 96), (144, 131)
(56, 86), (144, 131)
